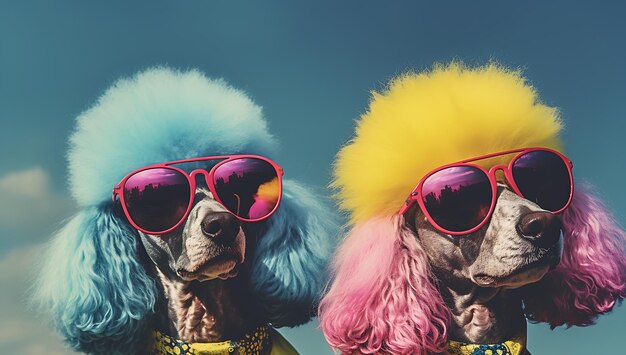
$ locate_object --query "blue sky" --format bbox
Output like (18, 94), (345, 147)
(0, 1), (625, 354)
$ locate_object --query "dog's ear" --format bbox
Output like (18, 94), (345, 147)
(248, 179), (339, 327)
(35, 204), (157, 354)
(522, 184), (626, 327)
(318, 215), (449, 354)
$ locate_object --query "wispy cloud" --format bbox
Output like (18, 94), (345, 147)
(0, 167), (75, 247)
(0, 167), (49, 198)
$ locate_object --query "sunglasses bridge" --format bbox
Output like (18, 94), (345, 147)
(189, 169), (215, 181)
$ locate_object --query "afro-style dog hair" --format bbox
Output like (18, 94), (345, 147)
(332, 62), (563, 224)
(319, 63), (626, 354)
(35, 68), (338, 354)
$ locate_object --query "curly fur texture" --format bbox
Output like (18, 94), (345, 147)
(522, 185), (626, 327)
(34, 68), (338, 354)
(319, 215), (449, 354)
(333, 63), (563, 223)
(36, 205), (156, 354)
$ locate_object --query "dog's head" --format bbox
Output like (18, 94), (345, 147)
(35, 68), (338, 354)
(319, 63), (626, 354)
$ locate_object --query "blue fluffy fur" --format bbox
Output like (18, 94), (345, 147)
(69, 67), (277, 207)
(250, 180), (340, 326)
(36, 67), (339, 353)
(35, 204), (157, 354)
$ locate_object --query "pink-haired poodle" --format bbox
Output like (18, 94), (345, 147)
(319, 64), (626, 354)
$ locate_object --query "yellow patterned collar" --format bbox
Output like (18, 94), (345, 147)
(150, 324), (272, 355)
(446, 328), (527, 355)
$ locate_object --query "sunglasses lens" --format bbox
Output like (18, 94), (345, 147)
(123, 168), (190, 233)
(213, 158), (280, 220)
(421, 166), (493, 233)
(512, 150), (571, 212)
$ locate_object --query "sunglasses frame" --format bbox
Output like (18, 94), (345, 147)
(399, 147), (574, 235)
(112, 154), (284, 235)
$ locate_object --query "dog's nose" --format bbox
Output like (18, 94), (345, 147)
(517, 211), (562, 248)
(201, 212), (240, 244)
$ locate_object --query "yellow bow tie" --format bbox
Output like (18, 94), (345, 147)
(150, 325), (272, 355)
(446, 329), (526, 355)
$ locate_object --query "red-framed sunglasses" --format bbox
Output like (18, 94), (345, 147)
(399, 147), (574, 235)
(112, 155), (284, 235)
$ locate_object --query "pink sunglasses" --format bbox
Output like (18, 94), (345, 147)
(399, 147), (574, 235)
(112, 155), (283, 235)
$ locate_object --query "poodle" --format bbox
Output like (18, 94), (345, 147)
(35, 68), (338, 355)
(319, 63), (626, 354)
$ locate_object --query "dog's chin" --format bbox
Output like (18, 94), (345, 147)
(177, 253), (244, 282)
(472, 263), (551, 289)
(471, 250), (562, 289)
(177, 232), (246, 282)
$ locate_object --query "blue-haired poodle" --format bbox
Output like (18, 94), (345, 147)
(35, 68), (338, 355)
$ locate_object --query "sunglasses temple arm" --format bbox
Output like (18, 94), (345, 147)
(111, 186), (121, 202)
(399, 192), (418, 215)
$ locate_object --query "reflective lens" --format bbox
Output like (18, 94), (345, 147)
(421, 166), (493, 233)
(213, 158), (280, 220)
(123, 168), (191, 233)
(512, 150), (571, 212)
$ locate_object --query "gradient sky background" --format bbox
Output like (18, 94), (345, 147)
(1, 1), (625, 354)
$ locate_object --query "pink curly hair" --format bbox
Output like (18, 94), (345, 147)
(522, 185), (626, 327)
(319, 186), (626, 354)
(318, 215), (450, 354)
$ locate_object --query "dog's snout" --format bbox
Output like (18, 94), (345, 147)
(516, 211), (562, 248)
(201, 212), (240, 244)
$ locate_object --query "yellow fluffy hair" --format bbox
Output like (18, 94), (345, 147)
(333, 63), (564, 223)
